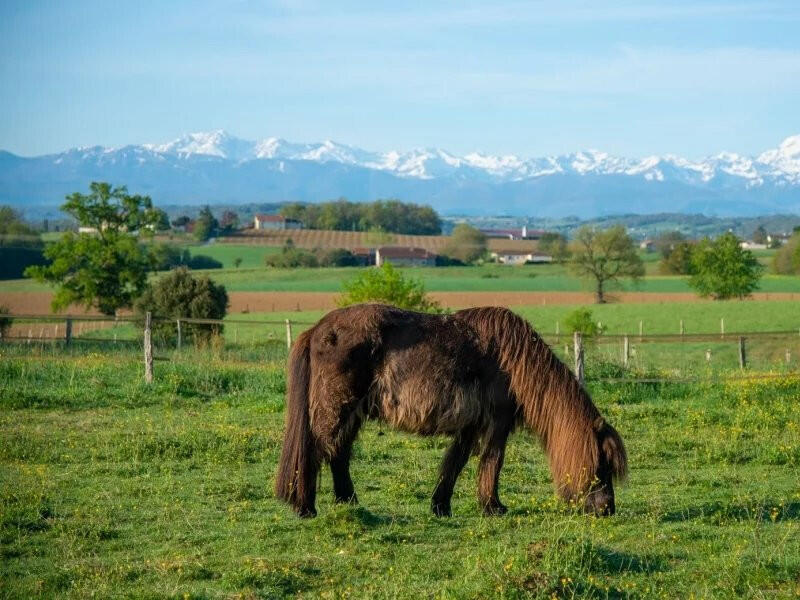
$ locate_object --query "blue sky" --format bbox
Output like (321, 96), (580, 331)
(1, 0), (799, 158)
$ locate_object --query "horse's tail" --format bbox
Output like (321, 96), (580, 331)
(275, 330), (319, 517)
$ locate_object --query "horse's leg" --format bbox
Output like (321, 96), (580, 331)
(330, 415), (362, 504)
(431, 427), (478, 517)
(477, 411), (514, 516)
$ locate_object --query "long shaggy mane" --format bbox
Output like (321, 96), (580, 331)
(456, 307), (628, 498)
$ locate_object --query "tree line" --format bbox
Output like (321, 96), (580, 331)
(279, 199), (442, 235)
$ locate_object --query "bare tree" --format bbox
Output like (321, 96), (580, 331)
(569, 225), (644, 303)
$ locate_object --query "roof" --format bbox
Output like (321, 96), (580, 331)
(377, 246), (436, 259)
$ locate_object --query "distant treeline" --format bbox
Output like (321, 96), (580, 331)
(279, 199), (442, 235)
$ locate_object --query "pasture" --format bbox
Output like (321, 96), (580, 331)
(1, 349), (798, 599)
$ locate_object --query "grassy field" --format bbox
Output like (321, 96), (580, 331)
(1, 351), (798, 598)
(4, 242), (799, 296)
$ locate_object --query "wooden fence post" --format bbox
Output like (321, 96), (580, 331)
(144, 312), (153, 384)
(705, 348), (712, 362)
(638, 320), (643, 342)
(285, 319), (293, 351)
(679, 320), (684, 336)
(623, 335), (629, 368)
(738, 337), (746, 370)
(65, 318), (72, 346)
(176, 319), (182, 351)
(573, 331), (584, 385)
(720, 318), (725, 339)
(786, 349), (791, 365)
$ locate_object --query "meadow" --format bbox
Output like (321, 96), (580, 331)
(1, 349), (798, 599)
(4, 260), (800, 295)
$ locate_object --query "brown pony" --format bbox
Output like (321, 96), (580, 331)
(275, 304), (627, 518)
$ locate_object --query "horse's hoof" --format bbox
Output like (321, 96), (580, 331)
(432, 502), (452, 517)
(334, 493), (358, 505)
(297, 506), (317, 518)
(482, 502), (508, 516)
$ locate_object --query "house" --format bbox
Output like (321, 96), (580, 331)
(490, 250), (553, 265)
(740, 240), (768, 250)
(351, 247), (376, 266)
(253, 214), (303, 231)
(375, 246), (436, 267)
(639, 240), (655, 251)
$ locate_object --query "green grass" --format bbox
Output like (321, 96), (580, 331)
(3, 261), (800, 294)
(184, 243), (281, 269)
(1, 352), (798, 598)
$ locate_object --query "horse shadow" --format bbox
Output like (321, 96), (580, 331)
(661, 500), (800, 524)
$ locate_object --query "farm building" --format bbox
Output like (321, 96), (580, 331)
(253, 214), (303, 231)
(351, 247), (376, 266)
(375, 246), (436, 267)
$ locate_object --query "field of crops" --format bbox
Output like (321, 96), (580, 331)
(1, 349), (798, 598)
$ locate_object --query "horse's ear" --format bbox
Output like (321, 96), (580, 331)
(593, 416), (605, 431)
(600, 423), (628, 482)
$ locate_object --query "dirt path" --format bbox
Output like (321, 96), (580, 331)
(2, 290), (798, 316)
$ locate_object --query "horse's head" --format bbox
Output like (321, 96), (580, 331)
(583, 418), (628, 517)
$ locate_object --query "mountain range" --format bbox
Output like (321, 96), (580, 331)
(1, 131), (799, 217)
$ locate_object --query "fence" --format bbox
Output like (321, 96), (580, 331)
(1, 313), (798, 385)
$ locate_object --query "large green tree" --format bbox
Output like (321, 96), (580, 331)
(440, 223), (487, 264)
(688, 232), (763, 299)
(568, 225), (645, 303)
(25, 182), (161, 315)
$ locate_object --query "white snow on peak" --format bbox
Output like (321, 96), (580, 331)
(757, 135), (800, 182)
(89, 130), (800, 186)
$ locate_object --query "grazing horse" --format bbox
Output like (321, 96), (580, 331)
(275, 304), (627, 518)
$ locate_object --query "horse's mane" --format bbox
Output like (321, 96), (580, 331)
(456, 307), (627, 497)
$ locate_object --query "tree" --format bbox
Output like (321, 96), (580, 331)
(338, 262), (441, 312)
(772, 232), (800, 274)
(172, 215), (191, 228)
(752, 225), (768, 245)
(219, 210), (239, 233)
(153, 208), (171, 231)
(24, 182), (160, 315)
(654, 230), (686, 258)
(0, 205), (46, 279)
(688, 232), (763, 299)
(658, 241), (694, 275)
(193, 206), (218, 241)
(135, 267), (228, 346)
(233, 257), (243, 269)
(440, 224), (487, 264)
(568, 225), (644, 303)
(538, 232), (570, 262)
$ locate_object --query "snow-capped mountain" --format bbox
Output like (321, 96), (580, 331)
(1, 131), (799, 216)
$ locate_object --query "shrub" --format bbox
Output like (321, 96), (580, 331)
(563, 308), (605, 343)
(134, 267), (228, 347)
(337, 262), (441, 312)
(265, 239), (318, 268)
(315, 248), (359, 267)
